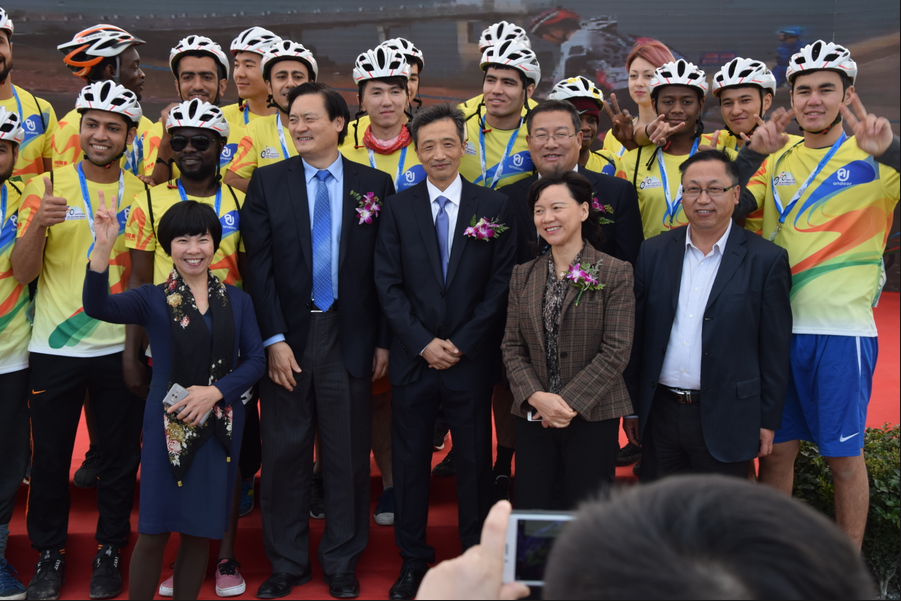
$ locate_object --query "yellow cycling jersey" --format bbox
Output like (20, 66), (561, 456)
(0, 85), (57, 184)
(458, 110), (533, 189)
(228, 113), (297, 180)
(584, 149), (626, 179)
(143, 108), (245, 181)
(53, 109), (155, 178)
(339, 127), (424, 192)
(0, 180), (29, 373)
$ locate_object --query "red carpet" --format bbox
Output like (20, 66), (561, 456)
(6, 293), (899, 599)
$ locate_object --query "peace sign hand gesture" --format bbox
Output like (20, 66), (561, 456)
(645, 114), (686, 147)
(841, 93), (895, 158)
(602, 93), (637, 150)
(746, 107), (795, 156)
(93, 190), (120, 250)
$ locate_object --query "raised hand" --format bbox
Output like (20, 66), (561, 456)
(697, 129), (722, 153)
(646, 114), (686, 147)
(603, 93), (636, 149)
(93, 189), (120, 250)
(841, 93), (895, 157)
(35, 177), (68, 229)
(746, 107), (795, 155)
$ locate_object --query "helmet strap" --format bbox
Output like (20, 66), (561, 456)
(267, 95), (289, 114)
(352, 112), (364, 149)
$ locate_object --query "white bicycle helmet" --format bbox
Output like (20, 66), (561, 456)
(547, 76), (604, 108)
(480, 40), (541, 87)
(0, 7), (13, 38)
(75, 80), (143, 124)
(0, 107), (25, 144)
(57, 25), (145, 79)
(230, 26), (282, 57)
(649, 59), (708, 98)
(786, 40), (857, 85)
(353, 46), (410, 85)
(166, 99), (230, 137)
(261, 40), (319, 81)
(479, 21), (531, 52)
(712, 57), (777, 97)
(380, 37), (424, 72)
(169, 35), (230, 80)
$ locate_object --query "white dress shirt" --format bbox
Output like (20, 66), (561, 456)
(427, 173), (462, 258)
(658, 222), (733, 390)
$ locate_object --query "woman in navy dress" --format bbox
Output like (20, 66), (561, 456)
(83, 199), (264, 600)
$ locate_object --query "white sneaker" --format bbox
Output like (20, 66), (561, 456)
(158, 574), (174, 597)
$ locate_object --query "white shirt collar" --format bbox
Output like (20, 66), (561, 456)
(686, 220), (732, 256)
(426, 173), (463, 206)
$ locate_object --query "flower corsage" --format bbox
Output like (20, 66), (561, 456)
(566, 260), (605, 306)
(351, 190), (381, 224)
(464, 215), (509, 240)
(592, 197), (615, 225)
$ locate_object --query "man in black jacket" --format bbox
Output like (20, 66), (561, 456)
(374, 104), (517, 600)
(241, 82), (394, 599)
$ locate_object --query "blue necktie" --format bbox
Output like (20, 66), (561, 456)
(312, 169), (334, 311)
(435, 195), (450, 283)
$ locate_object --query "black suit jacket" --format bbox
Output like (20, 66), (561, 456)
(241, 155), (394, 380)
(374, 176), (517, 391)
(625, 225), (793, 463)
(503, 165), (643, 266)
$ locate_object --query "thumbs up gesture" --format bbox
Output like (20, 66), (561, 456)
(35, 177), (69, 228)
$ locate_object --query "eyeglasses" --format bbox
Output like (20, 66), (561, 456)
(682, 184), (737, 200)
(530, 132), (577, 144)
(170, 134), (213, 152)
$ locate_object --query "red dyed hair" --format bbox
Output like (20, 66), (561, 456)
(626, 39), (675, 70)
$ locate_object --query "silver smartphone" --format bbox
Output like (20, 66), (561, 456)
(162, 383), (213, 427)
(502, 510), (575, 587)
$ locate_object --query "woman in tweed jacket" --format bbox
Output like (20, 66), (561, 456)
(502, 171), (635, 509)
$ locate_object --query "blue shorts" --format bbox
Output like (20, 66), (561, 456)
(774, 334), (878, 457)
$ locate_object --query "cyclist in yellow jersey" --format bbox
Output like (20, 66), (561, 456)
(146, 36), (234, 185)
(602, 39), (675, 160)
(10, 81), (145, 601)
(621, 60), (747, 241)
(221, 27), (282, 129)
(459, 41), (540, 189)
(224, 40), (318, 193)
(0, 106), (30, 599)
(54, 25), (154, 184)
(547, 76), (625, 179)
(341, 47), (424, 194)
(732, 41), (900, 550)
(0, 9), (57, 184)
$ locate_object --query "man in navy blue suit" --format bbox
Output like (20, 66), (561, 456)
(374, 103), (517, 600)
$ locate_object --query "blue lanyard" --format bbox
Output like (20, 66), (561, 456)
(368, 145), (408, 190)
(11, 87), (23, 126)
(769, 132), (847, 241)
(657, 137), (700, 226)
(0, 184), (7, 229)
(176, 178), (222, 216)
(478, 116), (521, 189)
(77, 162), (124, 259)
(243, 104), (250, 125)
(276, 115), (290, 159)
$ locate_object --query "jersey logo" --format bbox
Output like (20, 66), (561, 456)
(774, 171), (795, 186)
(220, 143), (238, 166)
(220, 210), (240, 234)
(506, 151), (532, 174)
(65, 206), (87, 221)
(23, 115), (45, 137)
(837, 168), (850, 183)
(399, 165), (427, 191)
(465, 142), (477, 156)
(639, 176), (662, 190)
(261, 146), (280, 160)
(117, 207), (130, 234)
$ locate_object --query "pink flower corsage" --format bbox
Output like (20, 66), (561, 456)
(565, 260), (605, 306)
(592, 197), (615, 225)
(463, 215), (509, 240)
(351, 190), (381, 224)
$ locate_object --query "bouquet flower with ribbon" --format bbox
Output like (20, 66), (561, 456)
(351, 190), (381, 224)
(464, 215), (509, 240)
(566, 260), (605, 306)
(592, 197), (615, 225)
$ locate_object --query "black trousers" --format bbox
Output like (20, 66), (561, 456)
(392, 372), (493, 571)
(514, 415), (619, 510)
(640, 388), (750, 482)
(238, 391), (261, 478)
(27, 352), (144, 550)
(0, 369), (30, 527)
(259, 312), (371, 576)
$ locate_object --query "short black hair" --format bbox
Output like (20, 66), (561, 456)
(358, 75), (409, 99)
(544, 475), (875, 600)
(157, 200), (222, 256)
(679, 149), (739, 185)
(527, 171), (605, 251)
(287, 82), (350, 146)
(87, 56), (118, 83)
(483, 64), (530, 89)
(526, 99), (581, 136)
(174, 51), (227, 81)
(409, 103), (465, 147)
(791, 69), (853, 93)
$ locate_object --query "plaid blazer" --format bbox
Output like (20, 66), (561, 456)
(502, 243), (635, 422)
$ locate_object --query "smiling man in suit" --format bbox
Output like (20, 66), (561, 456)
(241, 82), (394, 600)
(624, 150), (792, 481)
(374, 103), (517, 600)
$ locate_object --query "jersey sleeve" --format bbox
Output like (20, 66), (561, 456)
(16, 178), (47, 239)
(743, 155), (771, 235)
(228, 133), (259, 179)
(879, 162), (901, 208)
(141, 122), (164, 178)
(40, 103), (59, 162)
(125, 190), (156, 252)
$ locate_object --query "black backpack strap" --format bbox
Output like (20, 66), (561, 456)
(226, 184), (239, 207)
(144, 182), (155, 236)
(29, 91), (47, 132)
(631, 146), (642, 190)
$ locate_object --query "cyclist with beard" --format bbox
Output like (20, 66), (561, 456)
(146, 36), (234, 185)
(54, 25), (152, 182)
(225, 40), (318, 193)
(0, 107), (29, 601)
(458, 40), (540, 189)
(221, 27), (282, 129)
(10, 81), (146, 601)
(0, 8), (57, 184)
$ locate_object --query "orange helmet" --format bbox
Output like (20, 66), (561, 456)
(57, 25), (145, 80)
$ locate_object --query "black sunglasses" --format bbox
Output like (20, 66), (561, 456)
(170, 134), (213, 152)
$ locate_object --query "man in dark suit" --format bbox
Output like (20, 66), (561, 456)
(241, 82), (394, 599)
(374, 103), (517, 600)
(624, 149), (792, 480)
(503, 99), (644, 266)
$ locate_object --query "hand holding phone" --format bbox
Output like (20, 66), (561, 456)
(163, 383), (219, 427)
(502, 510), (575, 587)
